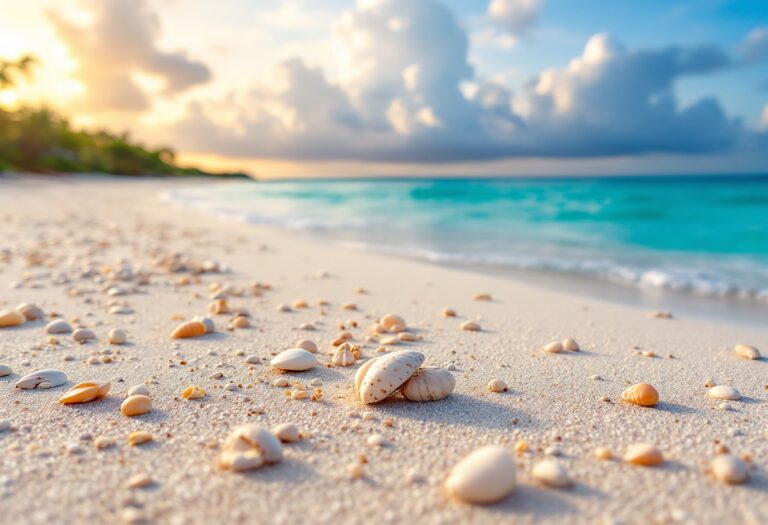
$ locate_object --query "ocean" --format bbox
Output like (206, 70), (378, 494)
(163, 175), (768, 313)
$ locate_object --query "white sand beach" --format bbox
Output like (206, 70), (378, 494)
(0, 175), (766, 525)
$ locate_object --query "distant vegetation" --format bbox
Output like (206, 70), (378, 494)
(0, 55), (248, 178)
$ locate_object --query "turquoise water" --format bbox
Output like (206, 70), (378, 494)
(164, 176), (768, 303)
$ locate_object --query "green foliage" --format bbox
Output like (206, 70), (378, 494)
(0, 53), (248, 178)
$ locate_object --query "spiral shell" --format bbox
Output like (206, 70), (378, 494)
(400, 367), (455, 402)
(354, 350), (424, 404)
(171, 320), (207, 339)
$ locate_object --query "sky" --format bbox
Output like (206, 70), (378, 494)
(0, 0), (767, 178)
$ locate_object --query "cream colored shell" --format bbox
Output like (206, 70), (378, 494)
(271, 348), (317, 371)
(16, 369), (67, 389)
(220, 424), (283, 472)
(354, 350), (425, 404)
(445, 446), (516, 504)
(400, 367), (455, 402)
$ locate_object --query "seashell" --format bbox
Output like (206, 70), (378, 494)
(445, 446), (516, 504)
(109, 305), (133, 315)
(298, 322), (316, 331)
(380, 336), (400, 345)
(562, 338), (580, 351)
(296, 340), (318, 353)
(707, 385), (741, 400)
(72, 328), (96, 343)
(531, 460), (572, 488)
(108, 329), (127, 345)
(380, 314), (406, 333)
(0, 309), (25, 328)
(711, 454), (749, 484)
(398, 332), (419, 342)
(621, 383), (659, 407)
(543, 341), (563, 353)
(192, 316), (215, 334)
(624, 443), (663, 466)
(332, 344), (356, 367)
(59, 381), (110, 404)
(0, 364), (12, 377)
(127, 431), (153, 447)
(171, 321), (207, 339)
(245, 355), (260, 364)
(734, 344), (760, 360)
(594, 447), (613, 460)
(230, 316), (250, 329)
(45, 320), (73, 334)
(367, 434), (390, 447)
(220, 424), (283, 472)
(272, 422), (300, 443)
(401, 367), (455, 402)
(461, 321), (481, 332)
(487, 378), (508, 392)
(182, 385), (206, 400)
(16, 369), (67, 389)
(473, 293), (492, 301)
(121, 395), (152, 416)
(128, 385), (149, 396)
(441, 308), (456, 317)
(354, 350), (425, 404)
(332, 331), (353, 346)
(16, 303), (44, 321)
(208, 299), (230, 315)
(271, 348), (317, 371)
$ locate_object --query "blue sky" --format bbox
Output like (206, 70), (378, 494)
(2, 0), (767, 177)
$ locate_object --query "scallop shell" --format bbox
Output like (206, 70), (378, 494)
(355, 350), (425, 404)
(621, 383), (659, 407)
(16, 369), (68, 389)
(59, 381), (111, 404)
(15, 303), (44, 321)
(445, 446), (516, 504)
(45, 320), (73, 334)
(400, 367), (455, 402)
(220, 424), (283, 472)
(734, 344), (760, 360)
(0, 310), (26, 328)
(171, 320), (207, 339)
(332, 344), (356, 367)
(270, 348), (317, 371)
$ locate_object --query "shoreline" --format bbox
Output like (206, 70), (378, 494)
(1, 175), (766, 524)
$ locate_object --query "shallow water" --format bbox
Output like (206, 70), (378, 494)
(163, 176), (768, 305)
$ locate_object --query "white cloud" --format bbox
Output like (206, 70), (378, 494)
(487, 0), (540, 39)
(48, 0), (210, 112)
(741, 26), (768, 64)
(172, 0), (749, 163)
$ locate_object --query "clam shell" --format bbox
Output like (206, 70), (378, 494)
(16, 303), (44, 321)
(707, 385), (741, 400)
(72, 328), (96, 342)
(16, 369), (68, 389)
(171, 320), (207, 339)
(45, 320), (73, 334)
(121, 395), (152, 416)
(270, 348), (317, 371)
(108, 329), (127, 345)
(355, 350), (425, 404)
(445, 446), (516, 504)
(401, 367), (455, 402)
(59, 381), (111, 404)
(734, 344), (760, 360)
(0, 310), (25, 328)
(221, 424), (283, 471)
(621, 383), (659, 407)
(562, 338), (580, 351)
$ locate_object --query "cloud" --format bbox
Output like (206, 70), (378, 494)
(173, 0), (747, 163)
(741, 26), (768, 64)
(487, 0), (540, 39)
(48, 0), (211, 112)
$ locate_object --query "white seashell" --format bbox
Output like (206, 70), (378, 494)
(16, 303), (44, 321)
(295, 340), (317, 353)
(367, 434), (390, 447)
(15, 369), (67, 389)
(0, 364), (12, 376)
(272, 423), (300, 443)
(711, 454), (749, 484)
(45, 320), (73, 334)
(531, 460), (572, 488)
(0, 309), (25, 328)
(445, 446), (516, 504)
(108, 329), (127, 345)
(220, 424), (283, 472)
(332, 344), (356, 367)
(734, 344), (760, 360)
(354, 350), (425, 404)
(400, 367), (455, 402)
(127, 385), (150, 396)
(270, 348), (317, 371)
(543, 341), (563, 353)
(72, 328), (96, 342)
(707, 385), (741, 400)
(245, 355), (260, 364)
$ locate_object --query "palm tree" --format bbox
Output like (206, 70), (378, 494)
(0, 54), (38, 89)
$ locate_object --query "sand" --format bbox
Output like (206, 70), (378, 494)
(0, 175), (766, 525)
